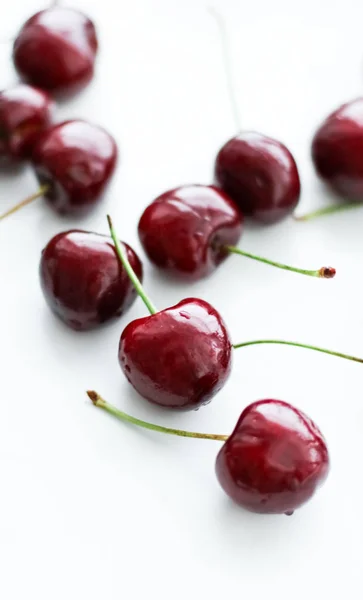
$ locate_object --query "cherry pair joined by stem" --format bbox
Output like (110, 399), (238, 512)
(297, 97), (363, 221)
(138, 184), (335, 280)
(0, 119), (117, 218)
(108, 215), (361, 411)
(210, 9), (301, 224)
(13, 6), (98, 95)
(0, 84), (53, 165)
(88, 392), (329, 516)
(40, 230), (143, 331)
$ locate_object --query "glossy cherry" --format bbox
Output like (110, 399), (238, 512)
(40, 230), (143, 331)
(107, 216), (232, 409)
(89, 393), (329, 515)
(0, 84), (53, 165)
(138, 184), (243, 280)
(138, 184), (335, 280)
(119, 297), (232, 409)
(13, 7), (98, 95)
(216, 399), (329, 514)
(312, 98), (363, 200)
(0, 119), (117, 220)
(214, 132), (301, 224)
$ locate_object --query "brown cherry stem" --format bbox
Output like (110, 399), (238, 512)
(233, 339), (363, 364)
(87, 391), (228, 441)
(225, 246), (336, 279)
(0, 184), (49, 221)
(294, 202), (362, 222)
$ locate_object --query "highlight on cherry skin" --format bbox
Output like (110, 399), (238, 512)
(0, 84), (53, 165)
(296, 97), (363, 222)
(138, 184), (336, 280)
(13, 6), (98, 95)
(88, 392), (329, 516)
(108, 215), (361, 411)
(0, 119), (118, 220)
(39, 230), (143, 331)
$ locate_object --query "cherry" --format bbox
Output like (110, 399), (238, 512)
(214, 132), (301, 224)
(40, 230), (143, 331)
(215, 399), (329, 514)
(0, 84), (53, 164)
(138, 184), (335, 280)
(13, 7), (98, 95)
(296, 98), (363, 221)
(108, 215), (360, 410)
(210, 9), (301, 224)
(88, 392), (329, 515)
(0, 119), (117, 219)
(109, 215), (232, 410)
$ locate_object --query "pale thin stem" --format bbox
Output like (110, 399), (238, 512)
(294, 202), (362, 222)
(87, 391), (228, 441)
(107, 215), (157, 315)
(209, 6), (241, 130)
(226, 246), (336, 279)
(0, 184), (49, 221)
(233, 339), (363, 364)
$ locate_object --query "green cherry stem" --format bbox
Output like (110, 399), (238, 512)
(87, 391), (228, 441)
(233, 339), (363, 364)
(0, 184), (49, 221)
(294, 202), (362, 222)
(107, 214), (157, 315)
(209, 6), (241, 131)
(225, 246), (336, 279)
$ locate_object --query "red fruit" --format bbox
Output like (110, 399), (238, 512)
(216, 399), (329, 514)
(215, 132), (301, 224)
(40, 230), (142, 331)
(31, 119), (117, 215)
(13, 7), (98, 95)
(138, 185), (243, 280)
(312, 97), (363, 200)
(0, 84), (53, 164)
(119, 298), (232, 410)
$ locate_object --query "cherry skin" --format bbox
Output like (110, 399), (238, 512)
(31, 119), (117, 215)
(0, 84), (53, 165)
(119, 298), (232, 410)
(40, 230), (143, 331)
(214, 132), (301, 224)
(13, 7), (98, 95)
(138, 184), (243, 280)
(312, 98), (363, 200)
(216, 399), (329, 514)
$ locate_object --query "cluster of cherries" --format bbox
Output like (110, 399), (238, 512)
(2, 5), (363, 517)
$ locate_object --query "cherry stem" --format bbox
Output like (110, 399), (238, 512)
(107, 215), (157, 315)
(87, 391), (228, 441)
(0, 184), (49, 222)
(209, 6), (241, 131)
(294, 202), (362, 222)
(225, 246), (336, 279)
(233, 339), (363, 364)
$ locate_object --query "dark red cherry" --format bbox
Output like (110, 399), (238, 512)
(312, 98), (363, 200)
(216, 399), (329, 514)
(31, 119), (117, 215)
(0, 84), (53, 164)
(138, 185), (243, 280)
(13, 7), (98, 94)
(119, 298), (232, 410)
(214, 132), (301, 224)
(40, 230), (143, 331)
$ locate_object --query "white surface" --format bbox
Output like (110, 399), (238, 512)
(1, 0), (362, 598)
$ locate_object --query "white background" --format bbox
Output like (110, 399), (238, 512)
(1, 0), (362, 598)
